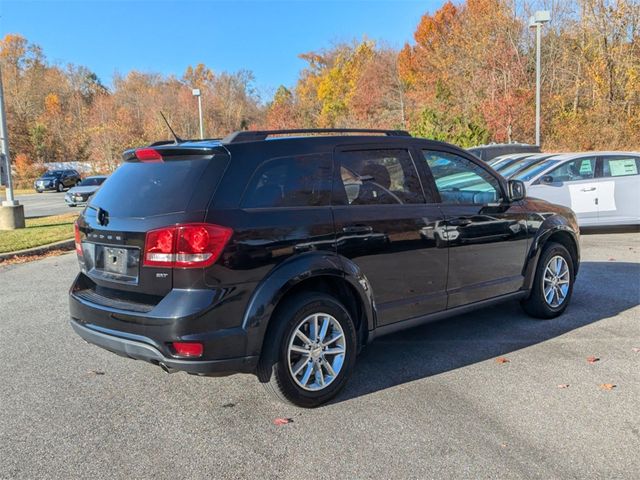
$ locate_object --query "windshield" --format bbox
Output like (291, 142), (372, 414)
(497, 158), (541, 178)
(79, 177), (106, 187)
(514, 159), (560, 181)
(43, 170), (63, 177)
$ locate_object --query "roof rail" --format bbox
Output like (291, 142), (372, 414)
(222, 129), (412, 144)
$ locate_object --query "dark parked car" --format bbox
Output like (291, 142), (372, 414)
(69, 129), (580, 407)
(468, 143), (541, 162)
(34, 169), (81, 192)
(65, 175), (108, 207)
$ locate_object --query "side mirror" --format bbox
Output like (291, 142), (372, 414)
(540, 175), (554, 184)
(508, 179), (526, 202)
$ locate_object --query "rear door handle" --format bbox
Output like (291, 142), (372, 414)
(581, 187), (596, 192)
(342, 225), (373, 234)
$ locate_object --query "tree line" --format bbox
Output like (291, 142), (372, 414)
(1, 0), (638, 186)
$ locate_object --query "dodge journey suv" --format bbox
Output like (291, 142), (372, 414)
(69, 129), (580, 407)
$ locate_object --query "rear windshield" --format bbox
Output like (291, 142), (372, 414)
(89, 159), (215, 218)
(79, 177), (106, 186)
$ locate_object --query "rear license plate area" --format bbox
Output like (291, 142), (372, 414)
(86, 244), (140, 284)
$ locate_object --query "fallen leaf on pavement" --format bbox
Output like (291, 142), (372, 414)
(586, 356), (600, 364)
(557, 384), (570, 389)
(496, 357), (510, 364)
(88, 370), (105, 376)
(222, 403), (236, 408)
(608, 258), (616, 261)
(599, 383), (616, 391)
(273, 417), (294, 426)
(632, 348), (640, 353)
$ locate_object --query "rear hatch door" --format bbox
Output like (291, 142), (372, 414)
(76, 145), (230, 298)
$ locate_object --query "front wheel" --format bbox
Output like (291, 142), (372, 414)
(521, 242), (575, 319)
(258, 292), (357, 408)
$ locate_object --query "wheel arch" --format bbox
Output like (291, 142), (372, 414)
(523, 219), (580, 293)
(242, 252), (375, 359)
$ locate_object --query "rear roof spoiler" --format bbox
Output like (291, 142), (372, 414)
(222, 129), (412, 144)
(122, 144), (225, 162)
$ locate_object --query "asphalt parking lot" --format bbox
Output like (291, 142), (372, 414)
(14, 191), (81, 218)
(0, 232), (638, 479)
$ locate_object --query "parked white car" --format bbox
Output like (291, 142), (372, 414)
(513, 152), (640, 227)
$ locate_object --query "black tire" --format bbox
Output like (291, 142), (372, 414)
(36, 189), (43, 193)
(521, 242), (575, 319)
(257, 292), (357, 408)
(56, 182), (64, 192)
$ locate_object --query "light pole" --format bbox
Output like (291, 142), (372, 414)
(529, 10), (550, 147)
(0, 63), (25, 230)
(192, 88), (204, 140)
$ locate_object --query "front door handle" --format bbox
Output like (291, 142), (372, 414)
(342, 225), (373, 234)
(581, 187), (596, 192)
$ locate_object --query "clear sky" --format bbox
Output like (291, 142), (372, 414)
(0, 0), (440, 97)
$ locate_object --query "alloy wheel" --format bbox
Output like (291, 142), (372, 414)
(542, 255), (570, 308)
(287, 313), (346, 391)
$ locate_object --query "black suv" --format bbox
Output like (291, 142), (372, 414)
(69, 129), (580, 407)
(34, 169), (82, 192)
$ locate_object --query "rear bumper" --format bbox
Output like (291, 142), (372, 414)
(69, 273), (258, 376)
(70, 319), (257, 376)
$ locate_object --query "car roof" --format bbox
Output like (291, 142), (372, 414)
(149, 134), (467, 155)
(521, 152), (556, 160)
(151, 129), (467, 151)
(548, 151), (639, 161)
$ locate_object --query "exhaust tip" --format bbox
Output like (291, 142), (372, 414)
(159, 362), (177, 374)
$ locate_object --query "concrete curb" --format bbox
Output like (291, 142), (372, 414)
(0, 238), (74, 262)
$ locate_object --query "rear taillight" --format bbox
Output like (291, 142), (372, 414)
(172, 342), (203, 358)
(143, 223), (232, 268)
(135, 148), (163, 162)
(74, 221), (83, 257)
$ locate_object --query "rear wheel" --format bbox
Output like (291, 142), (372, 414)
(521, 242), (574, 319)
(258, 292), (357, 407)
(56, 182), (64, 192)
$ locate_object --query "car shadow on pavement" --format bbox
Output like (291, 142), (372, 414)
(335, 260), (640, 404)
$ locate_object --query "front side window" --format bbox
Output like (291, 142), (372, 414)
(545, 158), (595, 183)
(334, 149), (425, 206)
(423, 150), (501, 205)
(601, 156), (639, 178)
(242, 154), (332, 208)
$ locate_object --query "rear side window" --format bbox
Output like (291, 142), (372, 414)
(89, 158), (220, 218)
(334, 149), (425, 206)
(601, 156), (639, 177)
(242, 154), (332, 208)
